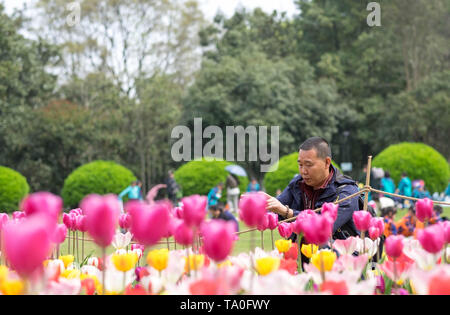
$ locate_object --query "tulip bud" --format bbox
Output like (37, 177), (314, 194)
(415, 198), (434, 223)
(417, 224), (445, 254)
(321, 203), (338, 223)
(202, 220), (235, 262)
(256, 213), (269, 231)
(266, 212), (278, 230)
(302, 214), (332, 245)
(174, 221), (194, 246)
(239, 193), (267, 227)
(278, 222), (293, 239)
(353, 211), (372, 232)
(20, 192), (62, 224)
(181, 195), (207, 228)
(385, 235), (404, 258)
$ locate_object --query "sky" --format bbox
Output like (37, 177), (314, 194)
(1, 0), (299, 20)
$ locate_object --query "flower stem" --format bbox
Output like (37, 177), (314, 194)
(297, 234), (302, 274)
(271, 230), (274, 250)
(261, 231), (264, 250)
(102, 247), (106, 295)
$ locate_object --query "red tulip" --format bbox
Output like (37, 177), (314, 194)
(127, 200), (171, 246)
(352, 211), (372, 232)
(81, 278), (96, 295)
(278, 222), (293, 239)
(279, 259), (298, 275)
(181, 195), (207, 228)
(52, 223), (68, 244)
(429, 274), (450, 295)
(20, 192), (62, 223)
(174, 221), (194, 246)
(302, 214), (332, 245)
(321, 203), (338, 224)
(284, 242), (298, 260)
(266, 212), (278, 230)
(81, 194), (120, 248)
(385, 235), (404, 258)
(257, 213), (269, 231)
(238, 193), (267, 227)
(2, 214), (53, 276)
(202, 220), (235, 262)
(417, 224), (445, 254)
(415, 198), (434, 223)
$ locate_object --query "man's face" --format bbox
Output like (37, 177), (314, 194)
(211, 210), (220, 218)
(298, 148), (331, 188)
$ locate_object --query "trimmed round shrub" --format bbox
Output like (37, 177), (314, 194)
(372, 142), (449, 194)
(0, 166), (30, 213)
(174, 158), (249, 202)
(62, 160), (137, 208)
(264, 152), (341, 196)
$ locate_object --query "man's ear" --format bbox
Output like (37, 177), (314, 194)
(325, 157), (332, 169)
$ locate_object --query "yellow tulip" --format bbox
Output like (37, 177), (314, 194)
(0, 265), (9, 283)
(184, 254), (205, 272)
(311, 250), (337, 272)
(217, 260), (232, 268)
(61, 269), (81, 279)
(0, 279), (25, 295)
(146, 248), (169, 272)
(301, 244), (318, 258)
(59, 255), (75, 269)
(275, 239), (292, 253)
(112, 252), (138, 272)
(255, 257), (280, 276)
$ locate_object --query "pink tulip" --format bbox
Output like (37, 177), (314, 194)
(292, 209), (317, 234)
(368, 226), (381, 240)
(442, 221), (450, 244)
(417, 224), (445, 254)
(278, 222), (293, 238)
(12, 211), (26, 221)
(2, 214), (53, 276)
(127, 200), (171, 246)
(62, 213), (74, 230)
(0, 213), (9, 230)
(321, 203), (338, 223)
(302, 214), (332, 245)
(131, 243), (145, 253)
(81, 194), (120, 248)
(368, 217), (384, 240)
(75, 215), (87, 232)
(20, 192), (63, 223)
(385, 235), (404, 258)
(174, 221), (194, 246)
(238, 193), (267, 227)
(52, 224), (68, 244)
(70, 208), (83, 216)
(256, 213), (269, 231)
(415, 198), (434, 223)
(332, 237), (359, 255)
(119, 213), (131, 230)
(353, 211), (372, 232)
(181, 195), (207, 228)
(266, 212), (278, 230)
(202, 220), (235, 262)
(173, 206), (184, 220)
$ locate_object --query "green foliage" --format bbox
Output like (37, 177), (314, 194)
(174, 159), (249, 201)
(264, 152), (341, 196)
(61, 160), (137, 208)
(372, 142), (449, 193)
(0, 166), (30, 213)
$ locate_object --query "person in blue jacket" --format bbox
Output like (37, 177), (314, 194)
(396, 172), (412, 208)
(246, 178), (261, 192)
(381, 171), (396, 195)
(207, 182), (223, 208)
(264, 137), (361, 253)
(118, 180), (143, 201)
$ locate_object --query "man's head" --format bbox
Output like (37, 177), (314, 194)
(209, 203), (224, 218)
(298, 137), (332, 189)
(402, 172), (408, 177)
(217, 182), (224, 190)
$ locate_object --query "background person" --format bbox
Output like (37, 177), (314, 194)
(226, 173), (240, 214)
(209, 203), (239, 232)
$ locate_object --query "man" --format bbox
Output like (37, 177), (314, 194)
(209, 203), (239, 232)
(265, 137), (360, 241)
(247, 178), (261, 192)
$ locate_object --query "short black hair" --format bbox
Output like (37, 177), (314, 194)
(434, 205), (443, 215)
(385, 171), (390, 178)
(299, 137), (332, 159)
(402, 172), (408, 177)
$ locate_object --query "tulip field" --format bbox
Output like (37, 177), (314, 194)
(0, 192), (449, 295)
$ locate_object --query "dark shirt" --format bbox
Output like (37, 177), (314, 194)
(216, 211), (239, 232)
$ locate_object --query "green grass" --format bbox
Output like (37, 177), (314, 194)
(394, 205), (450, 221)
